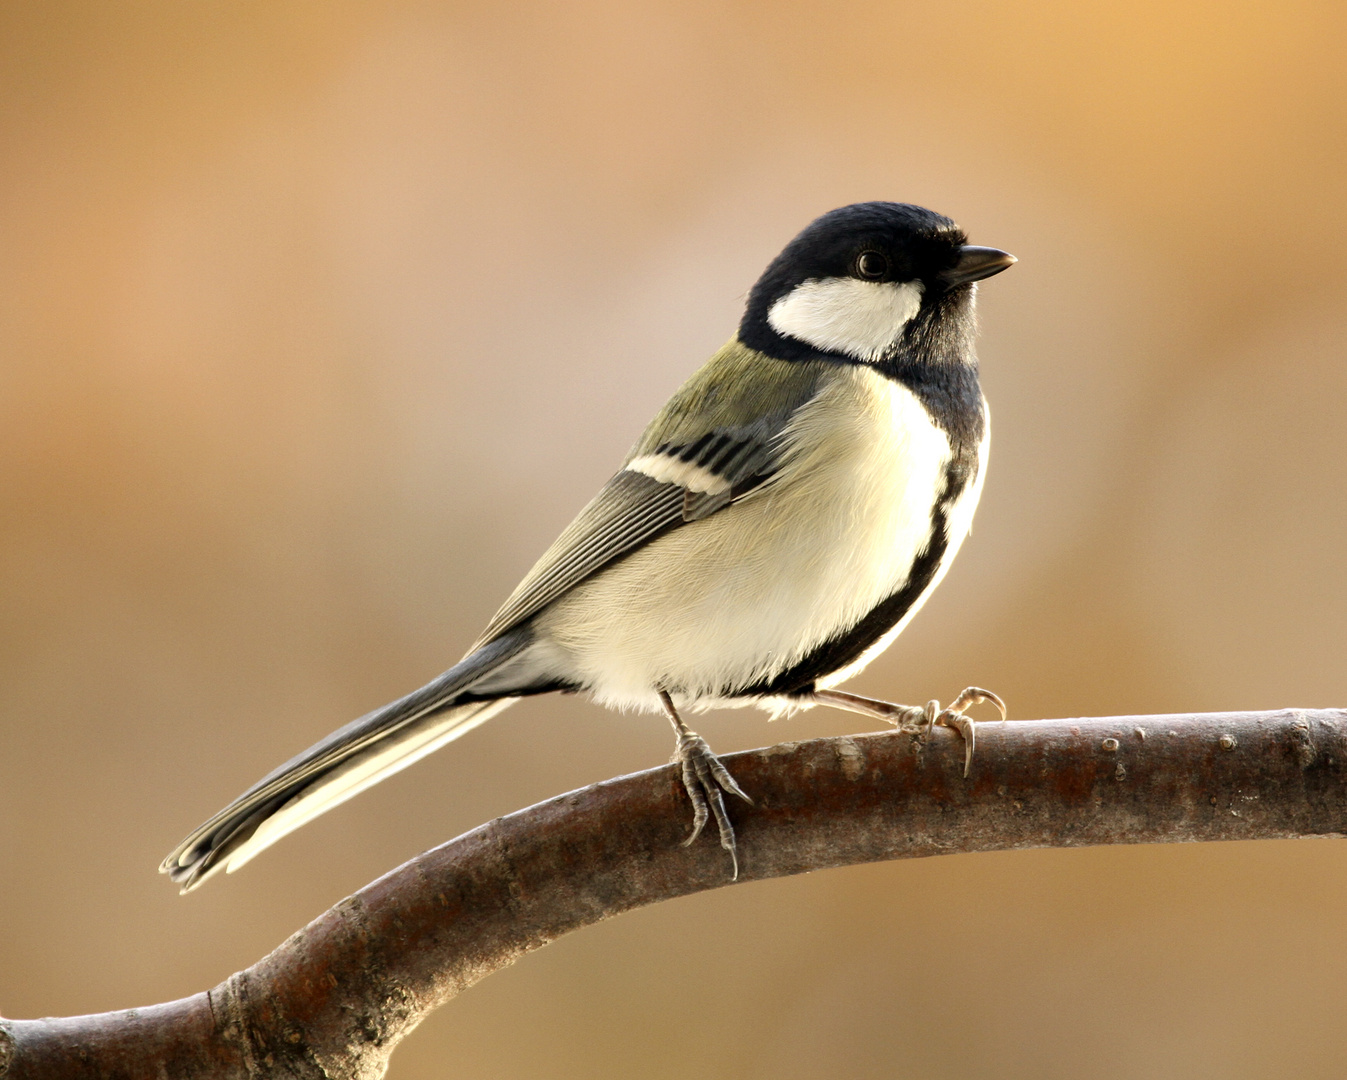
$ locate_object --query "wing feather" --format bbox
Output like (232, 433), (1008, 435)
(475, 343), (831, 645)
(477, 472), (687, 643)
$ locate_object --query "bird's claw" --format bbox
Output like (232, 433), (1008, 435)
(930, 686), (1006, 777)
(810, 685), (1006, 778)
(674, 729), (751, 879)
(662, 691), (751, 880)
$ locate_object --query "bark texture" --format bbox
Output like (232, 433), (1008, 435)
(4, 709), (1345, 1079)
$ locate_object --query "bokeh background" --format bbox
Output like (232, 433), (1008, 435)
(4, 2), (1347, 1076)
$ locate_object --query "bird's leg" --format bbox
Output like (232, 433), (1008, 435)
(660, 690), (752, 880)
(810, 688), (931, 730)
(811, 686), (1007, 778)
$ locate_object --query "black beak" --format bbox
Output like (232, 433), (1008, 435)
(941, 245), (1017, 287)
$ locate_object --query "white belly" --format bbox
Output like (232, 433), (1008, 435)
(532, 365), (981, 712)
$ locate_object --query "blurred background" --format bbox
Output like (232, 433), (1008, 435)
(3, 1), (1347, 1076)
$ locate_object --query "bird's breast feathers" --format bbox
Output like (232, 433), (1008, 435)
(532, 362), (987, 711)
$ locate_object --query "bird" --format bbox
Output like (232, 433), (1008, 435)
(162, 201), (1016, 892)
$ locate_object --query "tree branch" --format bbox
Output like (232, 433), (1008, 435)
(4, 709), (1345, 1079)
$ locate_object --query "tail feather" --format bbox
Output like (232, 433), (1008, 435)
(162, 631), (529, 892)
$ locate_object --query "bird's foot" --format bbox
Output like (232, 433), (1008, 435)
(929, 686), (1007, 777)
(811, 686), (1007, 777)
(661, 691), (752, 880)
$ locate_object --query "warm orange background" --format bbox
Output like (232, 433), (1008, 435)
(4, 2), (1347, 1076)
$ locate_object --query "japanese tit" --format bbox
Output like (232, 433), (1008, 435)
(163, 201), (1015, 890)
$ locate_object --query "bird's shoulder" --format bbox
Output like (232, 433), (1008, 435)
(625, 338), (831, 461)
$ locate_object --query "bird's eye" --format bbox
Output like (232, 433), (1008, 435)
(855, 251), (889, 279)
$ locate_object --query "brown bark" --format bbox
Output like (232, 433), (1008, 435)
(4, 709), (1346, 1079)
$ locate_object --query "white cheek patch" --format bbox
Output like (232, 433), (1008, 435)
(767, 278), (924, 363)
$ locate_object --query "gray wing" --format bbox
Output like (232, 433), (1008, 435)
(474, 422), (787, 646)
(474, 343), (832, 646)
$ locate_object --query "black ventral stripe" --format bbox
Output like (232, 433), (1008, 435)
(740, 453), (975, 698)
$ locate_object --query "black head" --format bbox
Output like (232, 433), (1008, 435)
(738, 202), (1014, 366)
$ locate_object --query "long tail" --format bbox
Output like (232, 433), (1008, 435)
(161, 631), (530, 892)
